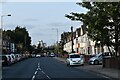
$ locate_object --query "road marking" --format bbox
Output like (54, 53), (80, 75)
(37, 68), (41, 70)
(41, 71), (46, 74)
(34, 71), (38, 75)
(35, 62), (51, 79)
(38, 63), (40, 68)
(41, 71), (51, 79)
(37, 68), (39, 71)
(38, 68), (41, 70)
(46, 75), (51, 79)
(32, 75), (35, 80)
(32, 62), (41, 80)
(38, 63), (40, 66)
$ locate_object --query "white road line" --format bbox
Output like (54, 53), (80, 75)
(32, 63), (40, 80)
(37, 68), (39, 71)
(37, 68), (41, 70)
(41, 71), (51, 79)
(38, 63), (40, 66)
(41, 71), (46, 74)
(39, 68), (41, 70)
(37, 62), (51, 79)
(34, 71), (38, 75)
(32, 75), (35, 80)
(46, 75), (51, 79)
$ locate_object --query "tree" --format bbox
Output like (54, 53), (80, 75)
(65, 2), (120, 56)
(3, 30), (15, 43)
(14, 26), (31, 52)
(3, 26), (31, 53)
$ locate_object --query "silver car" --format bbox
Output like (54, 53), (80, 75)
(89, 53), (103, 65)
(66, 53), (84, 66)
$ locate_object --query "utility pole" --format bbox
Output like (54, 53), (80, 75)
(0, 14), (11, 55)
(0, 14), (11, 80)
(71, 26), (74, 53)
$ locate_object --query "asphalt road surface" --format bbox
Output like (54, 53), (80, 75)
(2, 57), (111, 80)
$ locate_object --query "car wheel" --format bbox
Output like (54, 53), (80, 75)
(81, 64), (84, 66)
(67, 63), (69, 66)
(67, 63), (71, 67)
(94, 60), (99, 65)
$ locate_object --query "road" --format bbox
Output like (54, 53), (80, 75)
(2, 57), (111, 80)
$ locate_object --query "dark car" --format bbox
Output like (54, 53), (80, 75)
(1, 55), (10, 66)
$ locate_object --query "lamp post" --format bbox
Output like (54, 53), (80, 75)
(0, 14), (11, 80)
(0, 14), (11, 54)
(71, 26), (74, 53)
(1, 14), (11, 29)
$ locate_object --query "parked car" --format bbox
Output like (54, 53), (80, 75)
(15, 54), (21, 62)
(89, 53), (103, 65)
(31, 54), (36, 58)
(1, 55), (10, 66)
(66, 53), (84, 66)
(10, 54), (16, 63)
(49, 53), (55, 57)
(5, 54), (13, 64)
(36, 54), (41, 58)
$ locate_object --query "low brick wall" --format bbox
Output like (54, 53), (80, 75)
(103, 56), (120, 70)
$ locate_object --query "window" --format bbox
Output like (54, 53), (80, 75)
(70, 55), (80, 58)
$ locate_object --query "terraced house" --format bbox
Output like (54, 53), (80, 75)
(63, 24), (114, 55)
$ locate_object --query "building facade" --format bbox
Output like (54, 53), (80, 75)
(63, 25), (111, 55)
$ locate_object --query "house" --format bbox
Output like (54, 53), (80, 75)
(63, 24), (112, 55)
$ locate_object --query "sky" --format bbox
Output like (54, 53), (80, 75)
(1, 1), (88, 46)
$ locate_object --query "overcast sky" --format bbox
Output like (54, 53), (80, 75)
(1, 2), (87, 46)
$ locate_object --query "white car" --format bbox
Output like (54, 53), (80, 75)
(66, 53), (84, 66)
(36, 54), (41, 58)
(50, 53), (55, 57)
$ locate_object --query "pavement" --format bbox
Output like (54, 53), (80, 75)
(54, 57), (120, 80)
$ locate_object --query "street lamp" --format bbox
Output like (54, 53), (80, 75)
(71, 26), (74, 53)
(0, 14), (11, 80)
(0, 14), (11, 53)
(1, 14), (11, 29)
(0, 14), (11, 40)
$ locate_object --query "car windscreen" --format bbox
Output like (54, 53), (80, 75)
(95, 53), (102, 57)
(70, 55), (80, 58)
